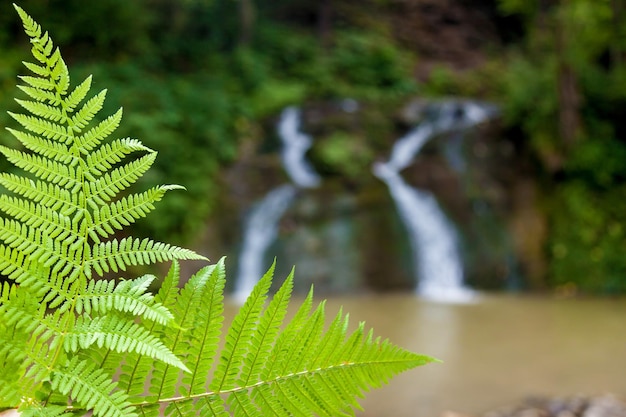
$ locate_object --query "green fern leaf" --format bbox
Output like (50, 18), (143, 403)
(5, 128), (74, 164)
(63, 75), (92, 113)
(51, 357), (137, 417)
(65, 315), (187, 371)
(86, 138), (152, 178)
(180, 258), (226, 395)
(89, 185), (179, 241)
(70, 89), (107, 130)
(0, 5), (208, 412)
(0, 146), (78, 188)
(86, 237), (205, 277)
(74, 108), (123, 152)
(210, 262), (276, 393)
(140, 262), (437, 417)
(76, 275), (174, 325)
(147, 263), (216, 400)
(13, 99), (66, 123)
(8, 111), (71, 143)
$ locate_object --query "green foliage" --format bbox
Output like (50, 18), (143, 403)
(312, 132), (374, 181)
(548, 135), (626, 294)
(548, 181), (626, 294)
(495, 0), (626, 293)
(0, 5), (436, 416)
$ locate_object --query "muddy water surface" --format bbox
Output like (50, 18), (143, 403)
(264, 294), (626, 417)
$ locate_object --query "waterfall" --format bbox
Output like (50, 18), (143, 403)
(277, 107), (321, 188)
(374, 100), (492, 302)
(233, 107), (319, 301)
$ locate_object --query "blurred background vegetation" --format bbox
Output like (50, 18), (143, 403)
(0, 0), (625, 295)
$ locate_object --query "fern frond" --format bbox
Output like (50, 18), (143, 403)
(88, 186), (181, 241)
(64, 315), (187, 372)
(210, 262), (275, 393)
(14, 99), (66, 123)
(76, 275), (174, 325)
(51, 357), (137, 417)
(180, 258), (226, 395)
(0, 195), (73, 238)
(7, 112), (72, 143)
(74, 108), (123, 152)
(85, 152), (157, 205)
(147, 263), (216, 400)
(0, 146), (79, 189)
(0, 6), (210, 414)
(5, 128), (75, 164)
(140, 262), (437, 417)
(63, 75), (92, 113)
(70, 89), (107, 131)
(86, 237), (205, 277)
(18, 404), (74, 417)
(86, 138), (152, 178)
(0, 244), (35, 284)
(0, 173), (80, 214)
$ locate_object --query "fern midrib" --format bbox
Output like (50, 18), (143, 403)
(39, 41), (92, 377)
(132, 357), (420, 407)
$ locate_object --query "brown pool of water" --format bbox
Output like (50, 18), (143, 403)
(316, 294), (626, 417)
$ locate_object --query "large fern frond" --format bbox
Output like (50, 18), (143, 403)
(0, 4), (205, 411)
(128, 260), (437, 417)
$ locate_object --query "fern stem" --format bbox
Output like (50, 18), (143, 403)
(132, 359), (410, 407)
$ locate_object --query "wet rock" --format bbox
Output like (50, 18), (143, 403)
(470, 395), (626, 417)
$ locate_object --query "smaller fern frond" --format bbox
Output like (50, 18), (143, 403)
(140, 262), (437, 417)
(76, 275), (174, 326)
(85, 237), (207, 277)
(147, 262), (216, 401)
(69, 89), (107, 131)
(74, 108), (123, 153)
(64, 315), (187, 372)
(0, 174), (79, 214)
(5, 128), (75, 164)
(51, 356), (137, 417)
(7, 112), (72, 143)
(14, 99), (66, 123)
(85, 152), (157, 205)
(0, 146), (78, 188)
(86, 138), (152, 178)
(88, 185), (175, 241)
(63, 75), (92, 113)
(17, 404), (73, 417)
(237, 267), (293, 387)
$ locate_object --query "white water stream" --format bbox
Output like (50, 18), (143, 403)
(232, 107), (319, 301)
(374, 101), (492, 302)
(234, 101), (493, 302)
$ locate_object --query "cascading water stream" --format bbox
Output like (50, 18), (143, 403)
(374, 100), (493, 302)
(232, 107), (319, 301)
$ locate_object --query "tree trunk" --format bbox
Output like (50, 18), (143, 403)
(318, 0), (333, 49)
(239, 0), (255, 46)
(611, 0), (624, 70)
(555, 0), (583, 149)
